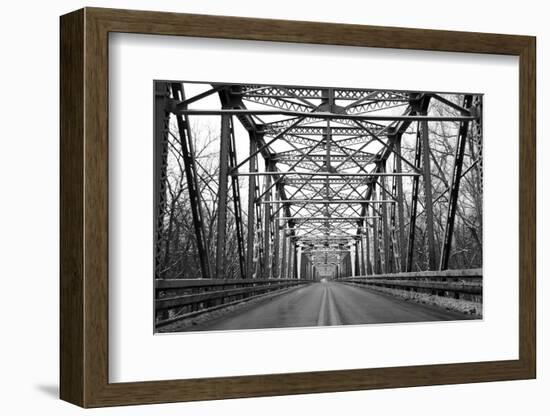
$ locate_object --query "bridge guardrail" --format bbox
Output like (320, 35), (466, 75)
(338, 268), (482, 298)
(155, 278), (310, 328)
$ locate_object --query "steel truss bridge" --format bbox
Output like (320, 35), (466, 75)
(154, 82), (483, 331)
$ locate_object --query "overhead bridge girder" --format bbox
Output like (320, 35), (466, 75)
(261, 116), (385, 133)
(238, 85), (409, 101)
(283, 178), (370, 185)
(265, 126), (383, 136)
(273, 153), (376, 164)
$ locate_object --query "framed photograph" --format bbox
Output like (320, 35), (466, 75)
(60, 7), (536, 407)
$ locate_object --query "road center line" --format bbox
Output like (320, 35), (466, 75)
(326, 284), (343, 325)
(317, 285), (328, 326)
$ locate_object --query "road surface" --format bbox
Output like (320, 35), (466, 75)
(190, 281), (471, 331)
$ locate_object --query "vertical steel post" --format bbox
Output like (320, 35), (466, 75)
(296, 245), (302, 279)
(215, 114), (231, 279)
(349, 244), (357, 277)
(406, 129), (422, 272)
(273, 199), (281, 278)
(372, 203), (381, 274)
(323, 88), (333, 242)
(359, 234), (365, 276)
(393, 134), (407, 271)
(440, 95), (473, 270)
(287, 239), (292, 279)
(228, 118), (246, 279)
(292, 243), (299, 279)
(472, 96), (484, 195)
(407, 126), (423, 272)
(389, 165), (401, 272)
(154, 82), (170, 280)
(246, 135), (257, 278)
(378, 160), (392, 273)
(171, 83), (212, 279)
(358, 240), (362, 276)
(420, 117), (437, 270)
(365, 217), (372, 275)
(263, 162), (273, 278)
(281, 231), (288, 278)
(289, 242), (295, 279)
(254, 174), (264, 277)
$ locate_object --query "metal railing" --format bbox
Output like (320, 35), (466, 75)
(155, 278), (311, 327)
(338, 268), (482, 299)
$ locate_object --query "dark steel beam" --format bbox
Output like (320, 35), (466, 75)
(378, 161), (392, 273)
(265, 126), (381, 136)
(283, 178), (370, 185)
(365, 215), (372, 275)
(154, 82), (170, 279)
(273, 153), (375, 164)
(393, 133), (407, 272)
(429, 93), (471, 115)
(359, 233), (365, 276)
(174, 85), (225, 110)
(263, 162), (273, 277)
(406, 127), (423, 272)
(215, 114), (231, 279)
(246, 135), (257, 279)
(258, 199), (396, 204)
(281, 230), (288, 278)
(372, 187), (381, 274)
(242, 94), (313, 113)
(171, 83), (212, 279)
(273, 201), (281, 278)
(389, 162), (401, 272)
(420, 117), (437, 270)
(236, 84), (410, 101)
(174, 108), (477, 122)
(279, 216), (379, 221)
(264, 120), (386, 136)
(232, 172), (419, 177)
(228, 117), (246, 279)
(439, 95), (474, 270)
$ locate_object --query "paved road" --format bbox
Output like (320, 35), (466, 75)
(191, 281), (470, 331)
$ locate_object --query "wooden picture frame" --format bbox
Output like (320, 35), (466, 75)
(60, 7), (536, 408)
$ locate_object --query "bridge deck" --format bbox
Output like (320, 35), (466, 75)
(178, 281), (472, 332)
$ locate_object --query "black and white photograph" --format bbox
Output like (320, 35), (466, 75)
(1, 0), (542, 412)
(153, 81), (483, 333)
